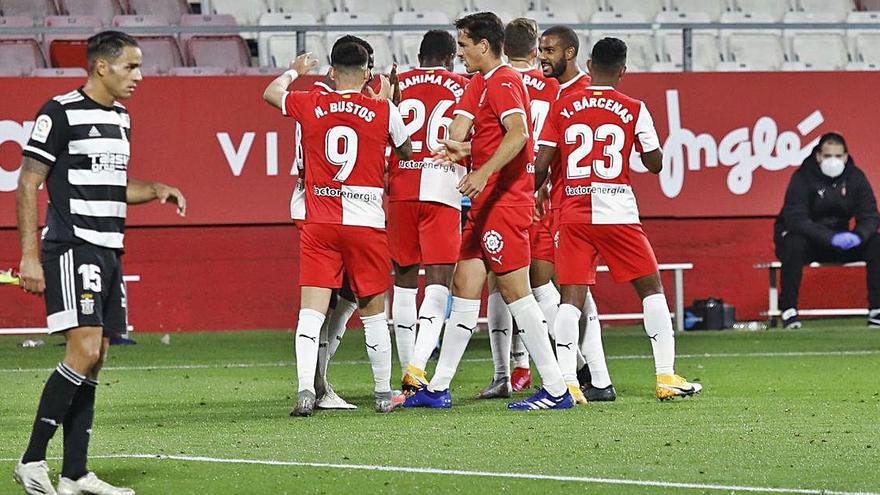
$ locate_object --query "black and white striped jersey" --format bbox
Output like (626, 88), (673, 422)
(23, 87), (131, 250)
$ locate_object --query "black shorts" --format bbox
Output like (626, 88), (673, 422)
(42, 242), (127, 337)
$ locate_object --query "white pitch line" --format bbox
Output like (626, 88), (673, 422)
(1, 350), (879, 374)
(0, 453), (875, 495)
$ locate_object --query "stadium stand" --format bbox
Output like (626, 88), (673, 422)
(669, 0), (728, 22)
(0, 0), (57, 19)
(604, 0), (666, 20)
(655, 12), (721, 71)
(526, 9), (580, 27)
(274, 0), (339, 20)
(207, 0), (270, 38)
(0, 39), (46, 76)
(44, 15), (100, 69)
(127, 0), (190, 25)
(589, 11), (657, 72)
(32, 67), (87, 76)
(848, 11), (880, 67)
(168, 66), (228, 75)
(406, 0), (466, 27)
(471, 0), (528, 22)
(112, 15), (185, 75)
(325, 12), (395, 71)
(797, 0), (854, 21)
(720, 12), (786, 71)
(392, 11), (450, 69)
(531, 0), (598, 22)
(731, 0), (792, 21)
(342, 0), (402, 23)
(784, 12), (849, 70)
(58, 0), (124, 26)
(180, 14), (251, 72)
(258, 12), (329, 70)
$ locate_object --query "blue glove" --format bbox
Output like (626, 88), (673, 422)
(831, 232), (862, 250)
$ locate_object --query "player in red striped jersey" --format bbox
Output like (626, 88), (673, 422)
(264, 43), (412, 415)
(535, 37), (702, 400)
(390, 31), (472, 393)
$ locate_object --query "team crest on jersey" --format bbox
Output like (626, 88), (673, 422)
(80, 294), (95, 316)
(31, 115), (52, 143)
(483, 230), (504, 255)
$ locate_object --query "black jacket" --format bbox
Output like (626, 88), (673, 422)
(774, 153), (880, 245)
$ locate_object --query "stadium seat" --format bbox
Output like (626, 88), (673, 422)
(342, 0), (402, 23)
(714, 60), (752, 71)
(0, 15), (37, 40)
(783, 12), (847, 70)
(603, 0), (666, 21)
(188, 38), (251, 72)
(669, 0), (729, 22)
(179, 13), (238, 44)
(472, 0), (528, 20)
(846, 61), (880, 70)
(796, 0), (853, 22)
(589, 12), (656, 72)
(44, 15), (100, 69)
(526, 9), (580, 27)
(238, 66), (286, 75)
(58, 0), (123, 26)
(720, 12), (785, 70)
(530, 0), (598, 22)
(32, 67), (88, 76)
(0, 0), (57, 19)
(0, 39), (46, 76)
(274, 0), (339, 20)
(655, 12), (721, 71)
(846, 12), (880, 65)
(258, 13), (329, 70)
(208, 0), (270, 37)
(127, 0), (190, 25)
(112, 15), (185, 75)
(731, 0), (791, 22)
(168, 66), (228, 76)
(391, 11), (451, 69)
(406, 0), (466, 26)
(326, 12), (395, 72)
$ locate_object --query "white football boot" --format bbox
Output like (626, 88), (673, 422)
(57, 472), (134, 495)
(14, 460), (57, 495)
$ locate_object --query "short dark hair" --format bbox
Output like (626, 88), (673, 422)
(86, 30), (139, 73)
(455, 12), (504, 57)
(419, 30), (456, 61)
(503, 18), (537, 59)
(590, 37), (627, 72)
(330, 41), (369, 70)
(542, 25), (579, 56)
(333, 34), (373, 55)
(817, 132), (848, 153)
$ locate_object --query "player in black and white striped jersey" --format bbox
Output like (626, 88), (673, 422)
(14, 31), (185, 495)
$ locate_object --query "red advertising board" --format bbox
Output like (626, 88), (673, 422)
(1, 72), (878, 225)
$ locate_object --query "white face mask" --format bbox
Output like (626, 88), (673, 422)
(820, 157), (845, 179)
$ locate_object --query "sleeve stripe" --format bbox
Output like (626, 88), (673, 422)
(499, 108), (526, 121)
(536, 140), (558, 148)
(23, 145), (56, 163)
(452, 109), (474, 120)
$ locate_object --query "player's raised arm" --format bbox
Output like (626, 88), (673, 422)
(16, 157), (49, 295)
(262, 53), (318, 110)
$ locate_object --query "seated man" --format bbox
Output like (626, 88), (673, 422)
(774, 132), (880, 328)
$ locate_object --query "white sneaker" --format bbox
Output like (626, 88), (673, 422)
(13, 460), (57, 495)
(57, 472), (134, 495)
(316, 385), (357, 410)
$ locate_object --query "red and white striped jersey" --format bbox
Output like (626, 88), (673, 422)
(282, 89), (408, 228)
(290, 80), (332, 220)
(389, 67), (470, 209)
(513, 67), (560, 153)
(453, 64), (534, 210)
(538, 86), (660, 225)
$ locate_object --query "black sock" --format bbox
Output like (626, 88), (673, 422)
(62, 378), (97, 480)
(22, 363), (83, 463)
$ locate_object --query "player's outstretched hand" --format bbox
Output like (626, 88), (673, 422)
(18, 255), (45, 295)
(458, 169), (489, 199)
(535, 183), (550, 218)
(155, 183), (187, 217)
(432, 139), (470, 165)
(291, 52), (318, 76)
(389, 63), (399, 89)
(367, 74), (393, 100)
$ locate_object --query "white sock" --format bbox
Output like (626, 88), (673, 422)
(554, 304), (581, 385)
(295, 308), (325, 393)
(487, 291), (512, 380)
(327, 297), (357, 358)
(581, 291), (611, 388)
(512, 329), (530, 369)
(507, 295), (567, 397)
(392, 286), (418, 375)
(428, 297), (480, 392)
(362, 313), (392, 394)
(533, 281), (561, 340)
(315, 316), (331, 391)
(411, 284), (449, 370)
(643, 293), (675, 376)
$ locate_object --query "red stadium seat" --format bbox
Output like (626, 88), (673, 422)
(112, 15), (185, 75)
(0, 0), (57, 19)
(59, 0), (124, 27)
(0, 39), (47, 76)
(127, 0), (190, 25)
(44, 15), (100, 69)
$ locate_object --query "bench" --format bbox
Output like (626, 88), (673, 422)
(755, 261), (867, 327)
(0, 274), (141, 336)
(394, 263), (694, 332)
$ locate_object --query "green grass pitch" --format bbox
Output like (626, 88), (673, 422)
(1, 321), (879, 494)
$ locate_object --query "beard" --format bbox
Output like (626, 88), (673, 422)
(542, 58), (566, 78)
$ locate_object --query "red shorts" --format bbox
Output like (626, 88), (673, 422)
(556, 223), (658, 285)
(460, 205), (532, 273)
(388, 200), (461, 267)
(529, 210), (558, 263)
(299, 223), (391, 298)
